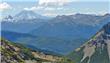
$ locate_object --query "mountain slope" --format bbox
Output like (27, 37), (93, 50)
(30, 22), (97, 39)
(1, 30), (36, 41)
(15, 36), (86, 54)
(1, 30), (86, 54)
(68, 22), (110, 63)
(1, 21), (46, 33)
(1, 38), (63, 63)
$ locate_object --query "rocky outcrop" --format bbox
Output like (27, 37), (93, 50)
(68, 22), (110, 63)
(1, 38), (62, 63)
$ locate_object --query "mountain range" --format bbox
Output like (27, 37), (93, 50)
(1, 10), (110, 33)
(1, 20), (110, 63)
(30, 13), (110, 38)
(1, 10), (110, 54)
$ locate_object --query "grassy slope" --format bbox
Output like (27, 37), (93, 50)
(1, 38), (76, 63)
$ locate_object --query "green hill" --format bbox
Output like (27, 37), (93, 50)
(1, 38), (64, 63)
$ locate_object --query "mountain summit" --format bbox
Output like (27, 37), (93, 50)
(2, 10), (49, 23)
(14, 10), (43, 20)
(68, 22), (110, 63)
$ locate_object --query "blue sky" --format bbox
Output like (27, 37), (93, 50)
(0, 0), (110, 18)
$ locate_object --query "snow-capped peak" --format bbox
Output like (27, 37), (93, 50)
(14, 10), (40, 20)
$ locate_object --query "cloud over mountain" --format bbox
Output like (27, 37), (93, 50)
(0, 2), (12, 11)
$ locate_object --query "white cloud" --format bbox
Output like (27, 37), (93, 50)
(38, 0), (73, 6)
(44, 7), (55, 11)
(23, 0), (75, 11)
(0, 2), (12, 11)
(44, 7), (63, 11)
(43, 13), (58, 16)
(23, 0), (76, 16)
(42, 12), (75, 17)
(24, 7), (37, 11)
(24, 6), (44, 11)
(24, 5), (63, 11)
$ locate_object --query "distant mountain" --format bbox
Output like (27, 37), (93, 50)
(14, 10), (50, 22)
(1, 10), (52, 33)
(2, 10), (50, 23)
(15, 10), (42, 20)
(52, 14), (102, 26)
(100, 14), (110, 25)
(30, 13), (110, 39)
(1, 38), (63, 63)
(2, 13), (110, 33)
(68, 22), (110, 63)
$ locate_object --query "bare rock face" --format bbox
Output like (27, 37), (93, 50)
(81, 22), (110, 63)
(68, 22), (110, 63)
(106, 40), (110, 60)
